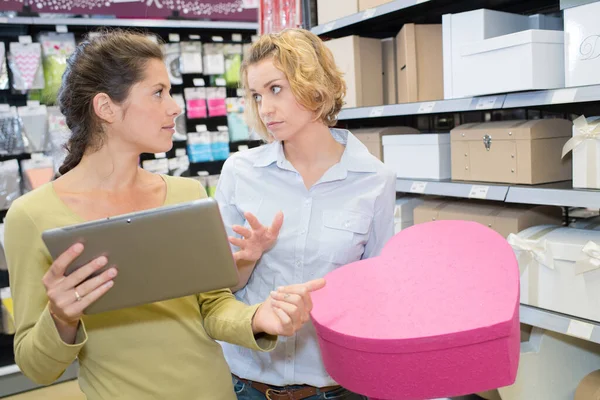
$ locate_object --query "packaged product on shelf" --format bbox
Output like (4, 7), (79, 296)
(187, 131), (213, 162)
(396, 23), (443, 104)
(179, 41), (203, 74)
(9, 41), (45, 91)
(394, 195), (425, 233)
(381, 38), (396, 105)
(498, 326), (600, 400)
(570, 215), (600, 231)
(0, 106), (26, 155)
(1, 287), (15, 335)
(316, 0), (359, 25)
(413, 198), (562, 238)
(20, 155), (54, 192)
(562, 115), (600, 190)
(168, 154), (190, 177)
(172, 94), (187, 141)
(226, 97), (250, 142)
(353, 126), (419, 161)
(207, 174), (220, 197)
(0, 43), (9, 91)
(224, 44), (242, 87)
(190, 171), (210, 193)
(564, 1), (600, 88)
(47, 106), (71, 174)
(142, 157), (169, 175)
(207, 87), (227, 117)
(575, 370), (600, 400)
(451, 119), (572, 184)
(0, 159), (21, 210)
(18, 103), (49, 153)
(324, 35), (383, 108)
(210, 127), (230, 161)
(36, 32), (76, 105)
(203, 43), (225, 75)
(184, 87), (208, 119)
(162, 43), (182, 85)
(382, 133), (450, 180)
(508, 225), (600, 323)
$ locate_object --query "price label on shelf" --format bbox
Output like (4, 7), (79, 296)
(551, 88), (577, 105)
(56, 25), (68, 33)
(369, 107), (384, 117)
(362, 8), (377, 20)
(168, 33), (180, 42)
(193, 78), (205, 87)
(475, 96), (497, 110)
(232, 34), (242, 42)
(468, 185), (490, 199)
(18, 35), (32, 44)
(324, 22), (336, 32)
(31, 152), (45, 161)
(195, 125), (208, 132)
(175, 148), (187, 157)
(189, 34), (201, 40)
(154, 152), (167, 159)
(27, 100), (40, 107)
(417, 102), (436, 113)
(237, 88), (245, 97)
(567, 319), (594, 340)
(216, 78), (227, 87)
(409, 181), (428, 194)
(212, 36), (224, 42)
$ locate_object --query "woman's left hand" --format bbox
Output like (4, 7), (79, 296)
(252, 278), (326, 336)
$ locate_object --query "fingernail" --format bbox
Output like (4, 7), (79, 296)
(108, 268), (117, 278)
(270, 291), (278, 297)
(276, 286), (284, 292)
(97, 257), (108, 266)
(105, 281), (114, 288)
(73, 243), (84, 253)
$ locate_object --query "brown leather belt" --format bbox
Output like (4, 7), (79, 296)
(233, 375), (341, 400)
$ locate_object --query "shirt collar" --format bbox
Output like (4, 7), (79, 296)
(253, 128), (378, 173)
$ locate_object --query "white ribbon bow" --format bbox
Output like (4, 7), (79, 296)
(562, 115), (600, 159)
(507, 233), (554, 273)
(575, 241), (600, 275)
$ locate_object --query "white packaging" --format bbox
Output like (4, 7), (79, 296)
(564, 1), (600, 88)
(382, 134), (451, 180)
(394, 196), (425, 233)
(508, 225), (600, 322)
(562, 115), (600, 189)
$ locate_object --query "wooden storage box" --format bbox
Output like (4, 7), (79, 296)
(413, 199), (562, 238)
(451, 119), (573, 184)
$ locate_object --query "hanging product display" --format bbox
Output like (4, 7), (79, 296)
(210, 127), (230, 161)
(184, 87), (208, 119)
(172, 94), (187, 141)
(226, 97), (249, 142)
(207, 87), (227, 117)
(0, 43), (9, 91)
(36, 32), (76, 105)
(20, 156), (54, 192)
(9, 41), (45, 91)
(180, 41), (203, 74)
(0, 159), (21, 210)
(18, 104), (49, 153)
(47, 106), (71, 174)
(203, 43), (225, 75)
(0, 106), (26, 155)
(224, 44), (242, 87)
(162, 43), (183, 85)
(187, 130), (213, 162)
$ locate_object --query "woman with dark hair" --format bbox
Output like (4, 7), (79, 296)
(4, 30), (324, 400)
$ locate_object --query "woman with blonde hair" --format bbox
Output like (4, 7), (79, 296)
(216, 28), (396, 400)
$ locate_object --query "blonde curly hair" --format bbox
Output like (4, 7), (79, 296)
(241, 28), (347, 142)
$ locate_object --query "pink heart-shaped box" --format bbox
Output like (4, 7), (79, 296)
(310, 220), (520, 400)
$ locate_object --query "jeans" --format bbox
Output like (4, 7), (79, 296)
(232, 376), (368, 400)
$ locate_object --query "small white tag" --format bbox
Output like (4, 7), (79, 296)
(236, 88), (245, 97)
(232, 34), (242, 42)
(196, 125), (208, 132)
(238, 145), (249, 151)
(324, 22), (336, 32)
(217, 126), (228, 132)
(362, 8), (377, 20)
(369, 107), (384, 117)
(56, 25), (68, 33)
(189, 34), (201, 40)
(551, 88), (577, 105)
(410, 181), (428, 194)
(193, 78), (205, 87)
(567, 319), (594, 340)
(169, 33), (180, 42)
(176, 148), (187, 157)
(418, 102), (436, 113)
(27, 100), (40, 107)
(475, 96), (497, 110)
(468, 185), (490, 199)
(0, 104), (10, 112)
(155, 152), (166, 159)
(212, 36), (224, 42)
(18, 36), (32, 44)
(216, 78), (227, 87)
(31, 152), (45, 161)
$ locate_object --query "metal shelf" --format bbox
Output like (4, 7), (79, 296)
(520, 304), (600, 345)
(505, 182), (600, 209)
(396, 178), (509, 202)
(337, 85), (600, 121)
(0, 363), (78, 397)
(310, 0), (560, 39)
(0, 17), (258, 31)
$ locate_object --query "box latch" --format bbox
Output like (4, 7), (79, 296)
(483, 134), (492, 151)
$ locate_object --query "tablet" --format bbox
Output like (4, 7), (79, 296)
(41, 198), (239, 315)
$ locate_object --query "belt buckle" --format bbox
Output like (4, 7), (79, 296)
(265, 387), (292, 400)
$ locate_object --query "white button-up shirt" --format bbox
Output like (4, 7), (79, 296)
(215, 129), (396, 388)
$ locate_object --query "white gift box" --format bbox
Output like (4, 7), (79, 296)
(562, 115), (600, 189)
(382, 134), (451, 180)
(564, 1), (600, 88)
(508, 225), (600, 322)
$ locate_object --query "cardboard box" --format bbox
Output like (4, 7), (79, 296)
(317, 0), (359, 25)
(396, 24), (443, 104)
(509, 225), (600, 323)
(564, 116), (600, 190)
(381, 37), (397, 105)
(352, 126), (419, 161)
(394, 196), (425, 234)
(499, 327), (600, 400)
(382, 133), (451, 180)
(359, 0), (393, 11)
(325, 36), (383, 108)
(413, 199), (562, 238)
(575, 370), (600, 400)
(565, 1), (600, 88)
(451, 119), (573, 184)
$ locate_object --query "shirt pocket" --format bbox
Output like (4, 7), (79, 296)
(317, 209), (372, 265)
